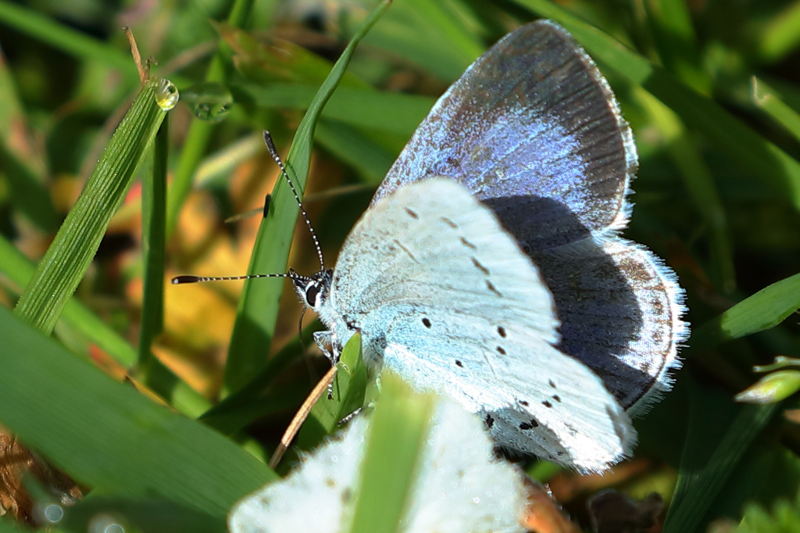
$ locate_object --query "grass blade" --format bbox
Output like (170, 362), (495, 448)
(0, 305), (274, 518)
(693, 272), (800, 347)
(752, 77), (800, 142)
(664, 389), (775, 532)
(0, 1), (134, 78)
(346, 372), (436, 533)
(222, 0), (392, 394)
(14, 80), (168, 334)
(514, 0), (800, 210)
(138, 121), (168, 368)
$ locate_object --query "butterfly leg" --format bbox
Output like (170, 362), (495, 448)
(313, 330), (341, 365)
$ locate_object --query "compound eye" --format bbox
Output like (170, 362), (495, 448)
(305, 284), (320, 307)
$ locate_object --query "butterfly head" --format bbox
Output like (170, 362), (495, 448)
(291, 268), (333, 311)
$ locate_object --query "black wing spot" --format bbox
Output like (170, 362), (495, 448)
(518, 400), (529, 406)
(486, 280), (502, 297)
(553, 394), (561, 403)
(460, 237), (476, 249)
(422, 317), (432, 328)
(440, 217), (458, 228)
(519, 422), (533, 430)
(471, 257), (490, 275)
(496, 346), (506, 355)
(497, 326), (507, 338)
(346, 318), (358, 331)
(404, 207), (418, 219)
(455, 360), (463, 367)
(485, 414), (494, 428)
(542, 400), (553, 408)
(549, 379), (557, 388)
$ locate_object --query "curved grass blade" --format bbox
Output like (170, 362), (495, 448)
(0, 306), (274, 517)
(345, 372), (436, 533)
(222, 0), (392, 394)
(693, 272), (800, 347)
(515, 0), (800, 210)
(294, 334), (367, 454)
(14, 80), (168, 334)
(0, 234), (211, 417)
(0, 2), (135, 79)
(664, 389), (775, 532)
(752, 77), (800, 142)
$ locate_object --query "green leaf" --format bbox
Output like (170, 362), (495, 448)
(222, 0), (392, 394)
(295, 334), (368, 453)
(736, 371), (800, 404)
(752, 77), (800, 142)
(693, 272), (800, 347)
(664, 379), (776, 533)
(0, 234), (211, 418)
(514, 0), (800, 210)
(0, 305), (274, 518)
(345, 372), (436, 533)
(233, 82), (434, 136)
(13, 81), (167, 334)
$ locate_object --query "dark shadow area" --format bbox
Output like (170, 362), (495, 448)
(483, 195), (652, 409)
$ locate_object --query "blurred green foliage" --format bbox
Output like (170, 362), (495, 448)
(1, 0), (800, 531)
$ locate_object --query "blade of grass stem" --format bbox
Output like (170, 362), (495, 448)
(14, 81), (167, 333)
(692, 272), (800, 347)
(222, 0), (392, 395)
(0, 306), (274, 518)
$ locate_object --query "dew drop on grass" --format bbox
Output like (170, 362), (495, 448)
(181, 81), (233, 121)
(155, 79), (179, 110)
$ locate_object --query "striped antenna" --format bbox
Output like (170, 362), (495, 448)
(262, 131), (326, 271)
(171, 271), (309, 285)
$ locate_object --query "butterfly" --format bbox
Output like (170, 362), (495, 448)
(287, 20), (687, 472)
(177, 20), (686, 472)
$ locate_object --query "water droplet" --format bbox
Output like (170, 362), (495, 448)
(155, 79), (179, 110)
(181, 81), (233, 121)
(42, 503), (64, 523)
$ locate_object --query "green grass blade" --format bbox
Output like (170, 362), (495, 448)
(233, 82), (434, 136)
(138, 120), (168, 368)
(0, 1), (135, 78)
(165, 0), (254, 235)
(757, 1), (800, 63)
(635, 87), (735, 292)
(0, 234), (211, 417)
(222, 0), (392, 394)
(752, 77), (800, 142)
(14, 81), (168, 334)
(0, 305), (274, 518)
(316, 119), (397, 184)
(693, 272), (800, 347)
(515, 0), (800, 210)
(664, 393), (775, 532)
(643, 0), (709, 93)
(295, 334), (367, 453)
(346, 373), (436, 533)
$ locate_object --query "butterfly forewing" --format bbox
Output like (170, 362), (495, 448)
(374, 20), (636, 244)
(322, 179), (634, 471)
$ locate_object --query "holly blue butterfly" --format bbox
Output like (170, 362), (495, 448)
(287, 20), (686, 472)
